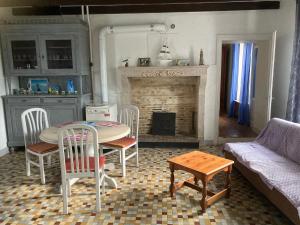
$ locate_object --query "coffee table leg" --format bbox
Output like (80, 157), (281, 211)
(194, 176), (199, 186)
(169, 164), (175, 198)
(201, 179), (207, 213)
(225, 165), (232, 198)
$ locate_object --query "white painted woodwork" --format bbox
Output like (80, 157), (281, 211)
(103, 105), (139, 177)
(58, 124), (105, 214)
(21, 108), (59, 184)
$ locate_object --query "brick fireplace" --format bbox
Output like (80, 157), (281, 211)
(118, 66), (208, 143)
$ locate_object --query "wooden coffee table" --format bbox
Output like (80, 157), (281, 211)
(167, 151), (234, 213)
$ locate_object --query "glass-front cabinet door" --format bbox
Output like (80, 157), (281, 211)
(40, 35), (77, 74)
(6, 35), (41, 75)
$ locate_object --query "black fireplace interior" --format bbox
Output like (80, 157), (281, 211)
(151, 112), (176, 135)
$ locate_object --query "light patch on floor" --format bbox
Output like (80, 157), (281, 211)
(0, 147), (292, 225)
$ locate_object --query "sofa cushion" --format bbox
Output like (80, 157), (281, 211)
(255, 118), (300, 164)
(224, 142), (300, 213)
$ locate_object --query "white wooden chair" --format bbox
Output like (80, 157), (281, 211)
(21, 108), (59, 184)
(58, 124), (106, 214)
(103, 105), (139, 177)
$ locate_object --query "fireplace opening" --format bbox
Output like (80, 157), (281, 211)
(151, 112), (176, 136)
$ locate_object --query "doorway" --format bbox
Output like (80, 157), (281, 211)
(215, 32), (276, 142)
(219, 42), (257, 138)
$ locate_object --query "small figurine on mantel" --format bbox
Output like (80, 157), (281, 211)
(122, 59), (129, 67)
(199, 49), (204, 65)
(158, 41), (173, 66)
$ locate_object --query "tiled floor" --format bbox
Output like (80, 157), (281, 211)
(219, 115), (257, 138)
(0, 147), (292, 225)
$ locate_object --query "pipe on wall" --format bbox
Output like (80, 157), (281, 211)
(99, 24), (167, 104)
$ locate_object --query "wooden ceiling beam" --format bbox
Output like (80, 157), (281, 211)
(11, 1), (280, 15)
(1, 0), (279, 7)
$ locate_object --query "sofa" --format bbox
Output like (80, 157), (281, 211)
(224, 118), (300, 225)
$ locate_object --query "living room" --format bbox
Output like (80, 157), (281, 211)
(0, 0), (299, 224)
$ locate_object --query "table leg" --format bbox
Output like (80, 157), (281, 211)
(194, 176), (199, 186)
(225, 165), (232, 198)
(103, 173), (118, 188)
(201, 179), (208, 213)
(57, 177), (79, 194)
(169, 164), (175, 198)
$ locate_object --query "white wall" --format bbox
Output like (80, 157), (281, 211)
(0, 45), (8, 156)
(90, 0), (296, 141)
(0, 0), (296, 142)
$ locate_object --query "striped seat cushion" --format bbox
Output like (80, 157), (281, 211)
(65, 156), (105, 173)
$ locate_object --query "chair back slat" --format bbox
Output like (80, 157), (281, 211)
(80, 129), (85, 173)
(58, 124), (100, 178)
(65, 129), (75, 174)
(70, 129), (80, 173)
(21, 108), (49, 146)
(85, 135), (91, 172)
(118, 105), (139, 140)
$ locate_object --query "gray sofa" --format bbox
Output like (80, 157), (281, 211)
(224, 118), (300, 225)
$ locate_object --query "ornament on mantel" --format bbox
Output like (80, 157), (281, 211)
(158, 40), (173, 66)
(199, 49), (204, 65)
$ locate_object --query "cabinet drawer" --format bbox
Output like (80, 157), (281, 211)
(7, 98), (40, 104)
(43, 98), (77, 104)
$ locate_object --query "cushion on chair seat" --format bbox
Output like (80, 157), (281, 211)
(103, 137), (137, 148)
(65, 156), (105, 173)
(27, 142), (58, 154)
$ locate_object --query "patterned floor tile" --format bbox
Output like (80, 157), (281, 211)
(0, 147), (293, 225)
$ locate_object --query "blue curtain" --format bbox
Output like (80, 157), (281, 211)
(286, 0), (300, 123)
(228, 43), (240, 117)
(238, 43), (254, 125)
(252, 48), (258, 98)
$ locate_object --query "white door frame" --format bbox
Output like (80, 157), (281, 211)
(214, 32), (277, 143)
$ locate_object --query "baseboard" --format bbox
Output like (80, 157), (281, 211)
(202, 140), (214, 146)
(218, 137), (255, 144)
(0, 147), (9, 157)
(138, 142), (199, 148)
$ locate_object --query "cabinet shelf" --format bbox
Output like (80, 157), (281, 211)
(48, 59), (72, 61)
(14, 68), (37, 70)
(12, 47), (36, 50)
(13, 59), (36, 62)
(47, 46), (71, 49)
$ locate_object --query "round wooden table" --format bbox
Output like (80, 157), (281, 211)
(39, 121), (130, 189)
(40, 122), (130, 144)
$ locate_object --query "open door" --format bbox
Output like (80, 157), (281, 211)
(251, 31), (277, 132)
(267, 31), (277, 120)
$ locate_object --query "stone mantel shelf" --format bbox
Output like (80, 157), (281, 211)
(118, 65), (208, 78)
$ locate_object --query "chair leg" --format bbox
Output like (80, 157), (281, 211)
(135, 144), (139, 167)
(101, 169), (106, 194)
(47, 155), (52, 168)
(121, 149), (126, 177)
(62, 179), (68, 214)
(67, 179), (71, 197)
(25, 151), (31, 176)
(95, 174), (101, 212)
(102, 181), (106, 195)
(39, 156), (45, 184)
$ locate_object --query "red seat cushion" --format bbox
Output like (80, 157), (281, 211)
(103, 137), (137, 148)
(65, 156), (105, 173)
(27, 142), (58, 154)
